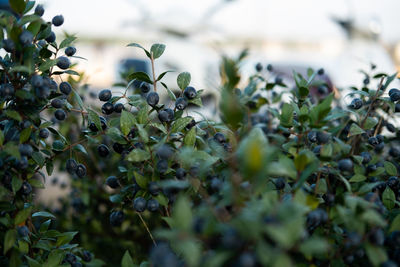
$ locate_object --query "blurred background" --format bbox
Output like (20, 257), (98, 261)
(33, 0), (400, 93)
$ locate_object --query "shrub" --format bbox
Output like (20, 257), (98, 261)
(2, 1), (400, 267)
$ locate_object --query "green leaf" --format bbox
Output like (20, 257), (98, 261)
(150, 43), (166, 59)
(364, 117), (378, 130)
(59, 36), (77, 49)
(4, 229), (16, 254)
(157, 70), (173, 81)
(137, 124), (149, 143)
(134, 172), (147, 188)
(106, 127), (127, 144)
(280, 103), (293, 127)
(389, 214), (400, 232)
(15, 207), (32, 225)
(12, 177), (22, 194)
(383, 187), (396, 210)
(56, 232), (78, 246)
(127, 43), (151, 58)
(32, 152), (45, 167)
(88, 109), (101, 132)
(72, 89), (85, 112)
(29, 178), (44, 189)
(349, 174), (366, 182)
(348, 123), (365, 137)
(43, 249), (64, 267)
(173, 196), (192, 230)
(5, 110), (22, 122)
(184, 127), (196, 147)
(39, 59), (57, 72)
(161, 82), (176, 101)
(10, 0), (26, 13)
(19, 127), (31, 143)
(32, 211), (56, 219)
(121, 250), (135, 267)
(25, 256), (41, 267)
(0, 130), (4, 146)
(128, 71), (152, 84)
(127, 149), (150, 162)
(120, 110), (136, 135)
(27, 20), (42, 36)
(384, 161), (397, 176)
(177, 72), (191, 90)
(170, 117), (193, 133)
(109, 194), (123, 203)
(365, 244), (387, 266)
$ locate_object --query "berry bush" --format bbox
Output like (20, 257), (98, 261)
(2, 1), (400, 267)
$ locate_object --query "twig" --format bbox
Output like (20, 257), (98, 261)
(150, 54), (157, 92)
(137, 212), (157, 246)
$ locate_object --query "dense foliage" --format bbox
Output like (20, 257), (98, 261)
(2, 1), (400, 267)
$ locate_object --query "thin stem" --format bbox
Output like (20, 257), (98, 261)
(137, 212), (157, 246)
(150, 54), (157, 92)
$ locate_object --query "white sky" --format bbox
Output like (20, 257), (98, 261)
(40, 0), (400, 43)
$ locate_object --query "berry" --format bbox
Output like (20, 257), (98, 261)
(213, 132), (226, 144)
(386, 123), (396, 133)
(389, 147), (400, 158)
(186, 119), (196, 129)
(45, 31), (56, 43)
(31, 75), (44, 87)
(140, 82), (150, 93)
(19, 144), (33, 157)
(133, 197), (147, 212)
(51, 98), (63, 108)
(59, 81), (72, 95)
(110, 211), (125, 226)
(66, 159), (78, 174)
(56, 56), (70, 70)
(146, 92), (159, 106)
(275, 76), (283, 84)
(376, 134), (384, 143)
(114, 103), (124, 113)
(307, 131), (317, 143)
(98, 89), (112, 101)
(19, 30), (33, 46)
(349, 98), (363, 109)
(65, 46), (76, 56)
(156, 145), (174, 159)
(100, 116), (107, 130)
(39, 128), (49, 139)
(2, 39), (15, 52)
(360, 151), (372, 164)
(184, 86), (197, 99)
(76, 164), (86, 178)
(54, 109), (66, 120)
(82, 251), (92, 262)
(367, 164), (377, 173)
(158, 109), (174, 123)
(113, 143), (124, 154)
(147, 199), (159, 212)
(210, 177), (223, 192)
(35, 86), (50, 99)
(274, 178), (285, 190)
(52, 15), (64, 26)
(34, 4), (44, 16)
(266, 64), (273, 72)
(106, 176), (119, 189)
(238, 252), (256, 267)
(17, 157), (29, 169)
(387, 176), (399, 190)
(97, 144), (110, 157)
(21, 181), (32, 195)
(175, 97), (188, 110)
(369, 228), (385, 245)
(389, 88), (400, 96)
(65, 253), (77, 264)
(17, 226), (29, 237)
(391, 92), (400, 102)
(338, 158), (353, 172)
(156, 159), (168, 173)
(176, 168), (187, 180)
(317, 68), (325, 75)
(368, 136), (379, 146)
(127, 127), (136, 139)
(101, 102), (114, 115)
(255, 62), (262, 72)
(316, 131), (329, 144)
(323, 193), (335, 206)
(396, 103), (400, 112)
(148, 182), (160, 196)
